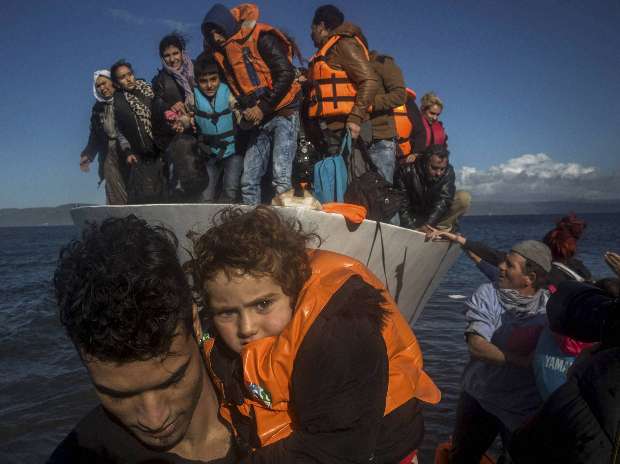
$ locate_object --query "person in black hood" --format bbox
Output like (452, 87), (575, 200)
(111, 60), (165, 204)
(201, 3), (301, 205)
(509, 281), (620, 463)
(396, 144), (470, 231)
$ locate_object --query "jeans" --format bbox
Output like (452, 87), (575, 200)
(241, 112), (299, 205)
(201, 154), (243, 203)
(367, 139), (396, 183)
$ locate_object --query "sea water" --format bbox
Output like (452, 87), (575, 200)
(0, 213), (617, 463)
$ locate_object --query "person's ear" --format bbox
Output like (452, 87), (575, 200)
(525, 271), (537, 287)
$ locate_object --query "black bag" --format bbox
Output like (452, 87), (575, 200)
(127, 157), (165, 204)
(344, 141), (405, 222)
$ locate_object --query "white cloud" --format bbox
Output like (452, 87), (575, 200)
(457, 153), (620, 201)
(106, 8), (196, 32)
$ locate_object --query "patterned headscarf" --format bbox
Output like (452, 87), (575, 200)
(124, 80), (155, 140)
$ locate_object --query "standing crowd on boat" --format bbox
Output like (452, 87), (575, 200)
(61, 3), (620, 464)
(79, 3), (468, 232)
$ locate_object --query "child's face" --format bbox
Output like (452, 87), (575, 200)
(206, 271), (293, 353)
(198, 73), (221, 97)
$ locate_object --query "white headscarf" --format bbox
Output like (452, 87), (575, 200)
(93, 69), (113, 103)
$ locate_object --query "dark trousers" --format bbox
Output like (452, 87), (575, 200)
(450, 391), (509, 464)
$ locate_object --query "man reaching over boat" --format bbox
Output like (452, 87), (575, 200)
(397, 143), (470, 232)
(449, 240), (551, 463)
(49, 216), (235, 463)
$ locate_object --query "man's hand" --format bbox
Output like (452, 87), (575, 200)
(79, 155), (91, 172)
(242, 105), (264, 125)
(404, 154), (417, 163)
(605, 251), (620, 277)
(425, 225), (467, 245)
(127, 154), (138, 165)
(346, 121), (361, 139)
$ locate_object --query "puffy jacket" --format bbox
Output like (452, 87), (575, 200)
(310, 22), (379, 131)
(204, 250), (439, 463)
(368, 52), (406, 141)
(510, 281), (620, 463)
(203, 4), (299, 117)
(396, 156), (456, 228)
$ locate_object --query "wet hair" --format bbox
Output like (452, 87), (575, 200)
(187, 206), (320, 312)
(523, 259), (548, 290)
(194, 52), (220, 80)
(54, 215), (193, 363)
(421, 92), (444, 111)
(543, 213), (587, 261)
(110, 60), (133, 84)
(312, 5), (344, 30)
(159, 32), (187, 57)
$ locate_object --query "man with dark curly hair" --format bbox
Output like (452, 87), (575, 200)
(186, 206), (440, 463)
(49, 215), (235, 463)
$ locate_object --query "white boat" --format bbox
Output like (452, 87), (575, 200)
(71, 204), (460, 325)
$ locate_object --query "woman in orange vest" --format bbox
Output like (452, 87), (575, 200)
(187, 206), (440, 463)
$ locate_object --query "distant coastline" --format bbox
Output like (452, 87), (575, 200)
(0, 200), (619, 227)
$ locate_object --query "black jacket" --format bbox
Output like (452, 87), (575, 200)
(151, 70), (188, 150)
(81, 101), (108, 163)
(396, 156), (456, 228)
(210, 276), (424, 464)
(510, 281), (620, 463)
(113, 83), (156, 158)
(47, 406), (238, 464)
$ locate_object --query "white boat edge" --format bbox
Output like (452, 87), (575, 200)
(71, 204), (461, 325)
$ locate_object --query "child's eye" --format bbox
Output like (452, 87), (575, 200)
(214, 309), (236, 320)
(256, 299), (273, 312)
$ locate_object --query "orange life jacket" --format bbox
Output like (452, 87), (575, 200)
(307, 34), (370, 118)
(203, 249), (441, 447)
(212, 4), (300, 112)
(393, 88), (417, 157)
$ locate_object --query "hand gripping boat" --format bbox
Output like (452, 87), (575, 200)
(71, 204), (460, 324)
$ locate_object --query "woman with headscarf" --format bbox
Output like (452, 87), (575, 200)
(152, 33), (208, 201)
(79, 70), (128, 205)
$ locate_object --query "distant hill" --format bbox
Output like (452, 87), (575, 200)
(0, 204), (95, 227)
(1, 200), (619, 227)
(468, 199), (620, 216)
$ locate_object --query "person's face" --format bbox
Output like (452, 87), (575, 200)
(498, 252), (532, 291)
(426, 154), (449, 181)
(423, 104), (442, 124)
(162, 45), (183, 70)
(95, 76), (115, 98)
(198, 73), (221, 98)
(311, 22), (328, 48)
(208, 29), (227, 47)
(206, 271), (293, 353)
(84, 323), (205, 451)
(114, 65), (136, 91)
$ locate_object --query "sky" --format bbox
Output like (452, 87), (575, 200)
(0, 0), (619, 208)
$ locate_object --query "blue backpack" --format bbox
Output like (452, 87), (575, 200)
(313, 132), (350, 203)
